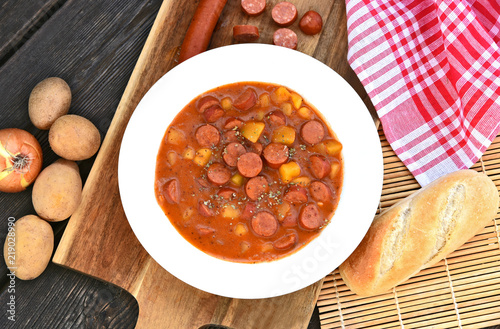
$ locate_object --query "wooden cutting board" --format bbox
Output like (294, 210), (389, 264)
(52, 0), (375, 328)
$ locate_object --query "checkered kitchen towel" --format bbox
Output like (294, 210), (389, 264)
(346, 0), (500, 186)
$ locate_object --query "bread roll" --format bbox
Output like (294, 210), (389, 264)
(339, 170), (498, 296)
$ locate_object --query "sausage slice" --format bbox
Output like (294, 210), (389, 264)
(299, 204), (324, 230)
(162, 179), (180, 204)
(196, 177), (210, 189)
(223, 130), (239, 143)
(263, 143), (289, 168)
(271, 2), (298, 27)
(217, 187), (236, 200)
(251, 211), (278, 237)
(245, 176), (269, 201)
(299, 10), (323, 35)
(283, 185), (308, 204)
(197, 95), (219, 113)
(309, 181), (331, 202)
(234, 88), (257, 111)
(207, 163), (231, 185)
(195, 124), (220, 147)
(198, 201), (214, 217)
(241, 0), (266, 16)
(233, 25), (260, 42)
(224, 117), (244, 129)
(310, 155), (331, 179)
(281, 212), (298, 227)
(268, 111), (286, 126)
(223, 142), (246, 167)
(237, 152), (263, 177)
(273, 233), (297, 250)
(301, 120), (325, 145)
(196, 225), (215, 236)
(203, 105), (225, 123)
(250, 142), (263, 155)
(242, 202), (257, 220)
(273, 28), (298, 50)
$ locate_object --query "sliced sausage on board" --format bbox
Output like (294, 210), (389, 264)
(273, 28), (298, 50)
(233, 25), (260, 42)
(241, 0), (266, 16)
(271, 2), (298, 27)
(299, 10), (323, 35)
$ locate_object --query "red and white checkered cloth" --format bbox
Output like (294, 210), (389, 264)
(346, 0), (500, 186)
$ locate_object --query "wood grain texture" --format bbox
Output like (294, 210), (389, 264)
(0, 0), (65, 64)
(0, 0), (163, 327)
(52, 0), (348, 328)
(0, 263), (138, 328)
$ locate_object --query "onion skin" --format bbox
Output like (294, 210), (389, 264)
(0, 128), (43, 193)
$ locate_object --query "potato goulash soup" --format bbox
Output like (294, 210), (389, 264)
(154, 82), (343, 263)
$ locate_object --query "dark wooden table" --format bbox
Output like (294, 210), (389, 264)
(0, 1), (321, 328)
(0, 1), (498, 328)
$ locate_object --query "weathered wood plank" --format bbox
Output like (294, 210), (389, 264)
(52, 0), (331, 328)
(0, 0), (164, 246)
(0, 263), (138, 328)
(0, 0), (163, 327)
(0, 0), (65, 64)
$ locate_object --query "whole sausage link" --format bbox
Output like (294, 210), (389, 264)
(179, 0), (228, 63)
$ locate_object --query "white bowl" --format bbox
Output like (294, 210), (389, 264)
(118, 44), (383, 299)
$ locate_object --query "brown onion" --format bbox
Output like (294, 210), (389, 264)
(0, 128), (43, 193)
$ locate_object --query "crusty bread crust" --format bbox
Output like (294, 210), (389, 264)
(339, 170), (499, 296)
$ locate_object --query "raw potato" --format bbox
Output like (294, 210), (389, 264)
(28, 77), (71, 130)
(32, 159), (82, 222)
(3, 215), (54, 280)
(49, 114), (101, 160)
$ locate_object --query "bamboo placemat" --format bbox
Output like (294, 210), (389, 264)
(318, 126), (500, 329)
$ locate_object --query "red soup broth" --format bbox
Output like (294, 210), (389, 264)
(155, 82), (343, 263)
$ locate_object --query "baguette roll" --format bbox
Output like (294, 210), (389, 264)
(339, 170), (498, 296)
